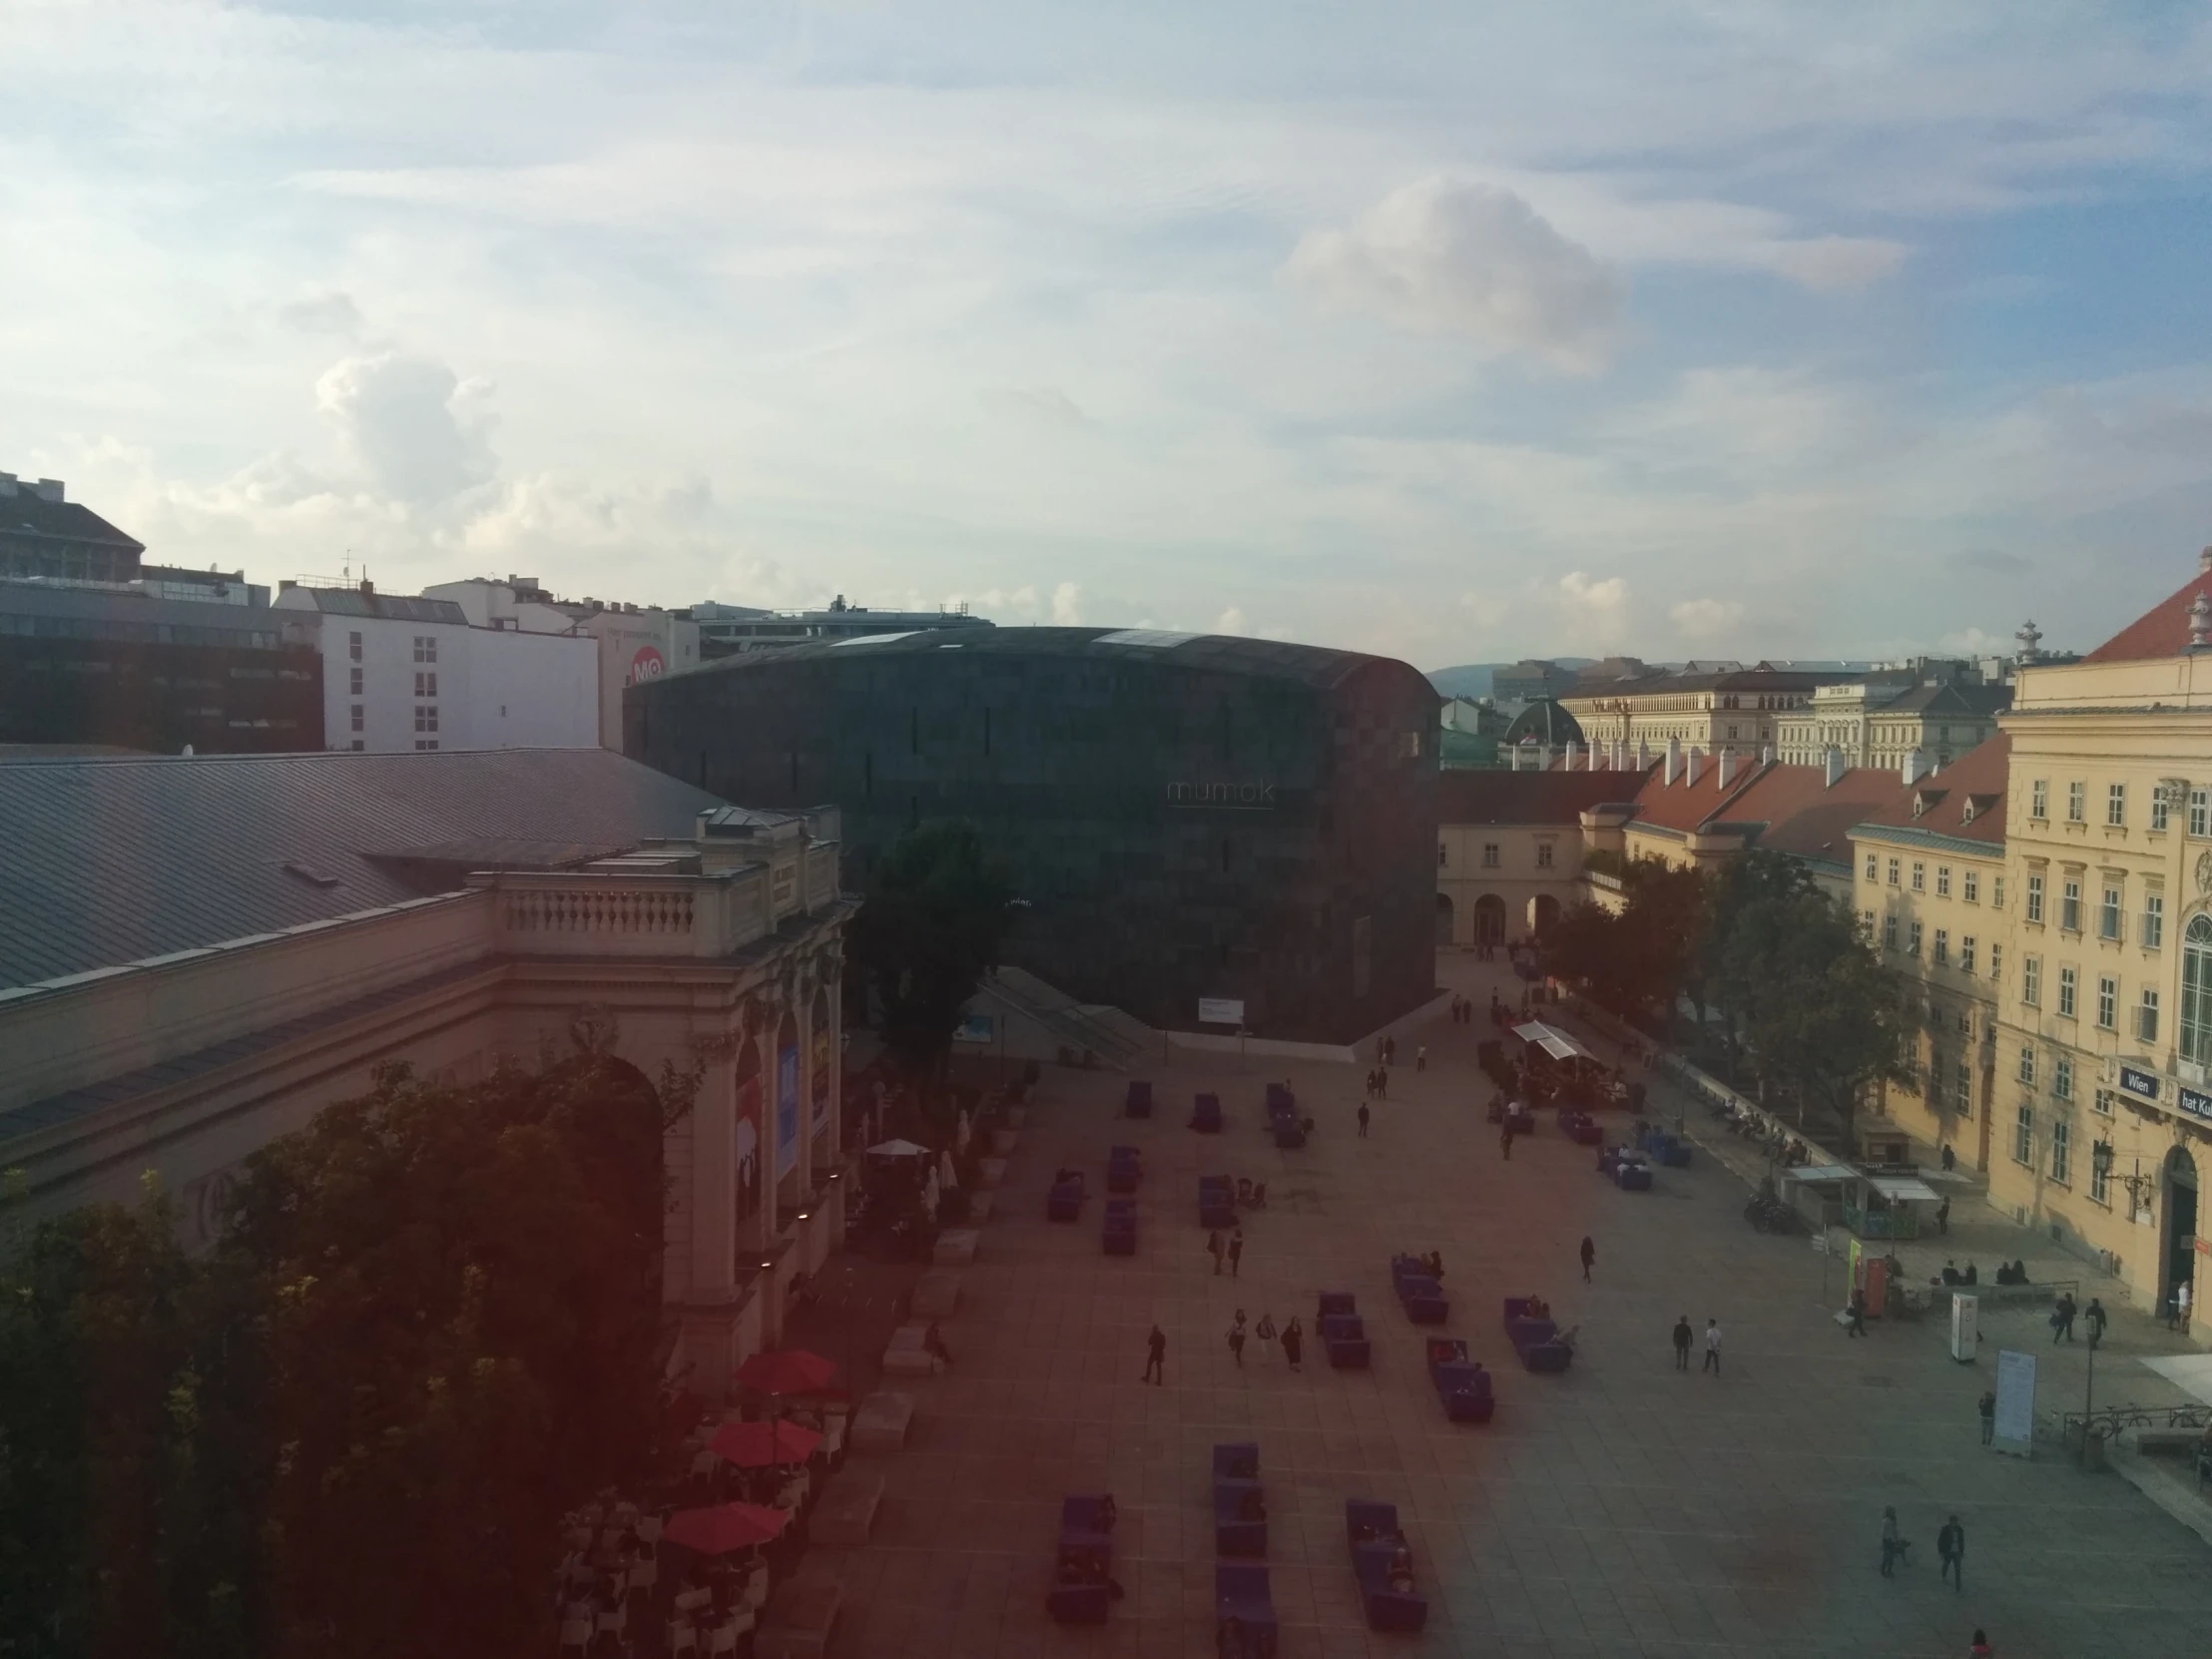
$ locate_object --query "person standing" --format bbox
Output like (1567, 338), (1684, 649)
(1378, 1066), (1388, 1099)
(2085, 1296), (2107, 1350)
(1228, 1228), (1244, 1279)
(1936, 1196), (1951, 1235)
(1281, 1318), (1304, 1373)
(1879, 1506), (1902, 1577)
(1977, 1389), (1995, 1446)
(2051, 1292), (2075, 1344)
(1142, 1325), (1166, 1385)
(1228, 1311), (1247, 1369)
(1416, 1044), (1427, 1073)
(1358, 1101), (1371, 1139)
(1500, 1125), (1514, 1161)
(1255, 1312), (1277, 1358)
(2180, 1279), (2193, 1334)
(1702, 1319), (1722, 1375)
(1969, 1630), (1993, 1658)
(1847, 1289), (1868, 1339)
(1672, 1315), (1693, 1372)
(1579, 1236), (1595, 1283)
(1208, 1229), (1226, 1276)
(1936, 1514), (1964, 1590)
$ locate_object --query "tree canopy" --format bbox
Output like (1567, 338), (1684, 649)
(1545, 855), (1709, 1025)
(0, 1047), (687, 1659)
(847, 821), (1016, 1081)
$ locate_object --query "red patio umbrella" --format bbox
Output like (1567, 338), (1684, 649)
(733, 1349), (839, 1397)
(709, 1417), (824, 1468)
(663, 1501), (789, 1555)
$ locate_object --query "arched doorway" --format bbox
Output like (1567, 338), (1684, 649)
(1434, 892), (1455, 945)
(1473, 894), (1505, 946)
(545, 1052), (666, 1297)
(775, 1011), (801, 1208)
(1529, 893), (1561, 936)
(810, 987), (833, 1159)
(2165, 1145), (2199, 1317)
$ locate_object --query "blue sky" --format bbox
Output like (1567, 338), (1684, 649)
(6, 2), (2212, 668)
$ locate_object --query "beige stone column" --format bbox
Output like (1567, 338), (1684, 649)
(675, 1033), (745, 1394)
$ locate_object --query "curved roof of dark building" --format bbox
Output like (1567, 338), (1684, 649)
(1500, 699), (1586, 748)
(666, 625), (1426, 694)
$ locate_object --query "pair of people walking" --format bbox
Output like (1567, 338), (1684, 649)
(1880, 1506), (1965, 1588)
(1237, 1312), (1302, 1372)
(1671, 1315), (1721, 1373)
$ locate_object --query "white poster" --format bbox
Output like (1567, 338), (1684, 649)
(1198, 998), (1246, 1026)
(1992, 1348), (2036, 1456)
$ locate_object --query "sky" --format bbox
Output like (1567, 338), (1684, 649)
(7, 2), (2212, 670)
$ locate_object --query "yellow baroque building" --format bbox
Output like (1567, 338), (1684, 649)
(1982, 558), (2212, 1315)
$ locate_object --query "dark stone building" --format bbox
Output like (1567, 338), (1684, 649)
(627, 627), (1438, 1042)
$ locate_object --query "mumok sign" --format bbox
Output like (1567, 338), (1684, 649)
(1166, 781), (1278, 809)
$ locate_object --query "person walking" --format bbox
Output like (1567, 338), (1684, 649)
(1936, 1196), (1951, 1235)
(1499, 1125), (1514, 1161)
(1977, 1389), (1995, 1445)
(925, 1323), (954, 1369)
(1415, 1044), (1427, 1073)
(1969, 1628), (1993, 1657)
(1672, 1315), (1693, 1372)
(1937, 1514), (1964, 1590)
(1702, 1319), (1722, 1375)
(2085, 1296), (2107, 1350)
(1255, 1312), (1277, 1359)
(1142, 1324), (1166, 1385)
(1358, 1101), (1371, 1138)
(1847, 1289), (1868, 1339)
(1282, 1317), (1304, 1373)
(1579, 1236), (1595, 1283)
(2051, 1292), (2076, 1344)
(1378, 1066), (1388, 1099)
(1879, 1506), (1902, 1577)
(2180, 1279), (2193, 1334)
(1208, 1229), (1226, 1276)
(1228, 1311), (1247, 1369)
(1227, 1228), (1244, 1279)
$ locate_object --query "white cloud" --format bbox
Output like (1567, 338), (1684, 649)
(1763, 236), (1910, 291)
(1285, 180), (1627, 372)
(314, 351), (494, 506)
(978, 385), (1090, 430)
(276, 287), (364, 337)
(1215, 606), (1247, 634)
(1669, 597), (1745, 640)
(1050, 581), (1084, 625)
(1557, 571), (1630, 614)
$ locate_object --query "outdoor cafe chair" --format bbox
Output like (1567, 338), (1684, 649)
(668, 1623), (697, 1656)
(557, 1618), (592, 1658)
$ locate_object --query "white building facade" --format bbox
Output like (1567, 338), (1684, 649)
(275, 582), (597, 752)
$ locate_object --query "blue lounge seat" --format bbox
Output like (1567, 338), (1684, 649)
(1047, 1582), (1109, 1624)
(1214, 1564), (1278, 1659)
(1125, 1080), (1153, 1118)
(1321, 1314), (1371, 1369)
(1344, 1501), (1426, 1634)
(1212, 1442), (1260, 1480)
(1102, 1199), (1137, 1256)
(1272, 1118), (1306, 1149)
(1047, 1181), (1084, 1222)
(1395, 1274), (1447, 1325)
(1615, 1161), (1653, 1192)
(1199, 1175), (1236, 1228)
(1060, 1494), (1115, 1539)
(1318, 1292), (1356, 1320)
(1191, 1093), (1224, 1133)
(1049, 1508), (1114, 1624)
(1434, 1360), (1495, 1420)
(1213, 1479), (1268, 1558)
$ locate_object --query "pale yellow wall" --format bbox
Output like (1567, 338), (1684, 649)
(1853, 831), (2005, 1170)
(1438, 821), (1583, 943)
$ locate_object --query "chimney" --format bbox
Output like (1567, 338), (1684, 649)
(1664, 737), (1682, 786)
(1718, 748), (1737, 789)
(359, 577), (375, 598)
(1637, 738), (1651, 773)
(1686, 747), (1704, 788)
(2191, 591), (2212, 651)
(1824, 747), (1845, 788)
(31, 478), (64, 503)
(279, 578), (296, 593)
(2200, 545), (2212, 575)
(0, 472), (15, 497)
(1565, 740), (1579, 772)
(1760, 743), (1774, 766)
(1902, 748), (1930, 786)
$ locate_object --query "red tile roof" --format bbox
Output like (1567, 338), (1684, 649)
(1625, 757), (1768, 833)
(1716, 763), (1924, 868)
(2082, 569), (2212, 663)
(1852, 733), (2009, 846)
(1437, 766), (1652, 827)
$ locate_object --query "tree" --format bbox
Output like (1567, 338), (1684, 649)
(1699, 849), (1821, 1025)
(1545, 856), (1708, 1026)
(0, 1045), (689, 1659)
(847, 822), (1016, 1082)
(1721, 888), (1913, 1147)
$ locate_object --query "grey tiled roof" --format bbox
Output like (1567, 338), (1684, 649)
(0, 748), (729, 989)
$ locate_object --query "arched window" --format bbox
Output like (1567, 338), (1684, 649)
(2182, 914), (2212, 1064)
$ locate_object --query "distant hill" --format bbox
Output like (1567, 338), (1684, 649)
(1426, 659), (1595, 702)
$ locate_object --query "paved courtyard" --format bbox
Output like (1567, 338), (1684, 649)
(805, 959), (2212, 1657)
